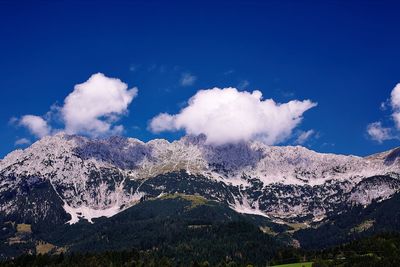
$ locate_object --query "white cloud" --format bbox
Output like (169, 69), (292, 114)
(391, 84), (400, 129)
(15, 138), (31, 146)
(391, 84), (400, 109)
(367, 122), (393, 143)
(367, 83), (400, 142)
(61, 73), (137, 137)
(19, 115), (51, 138)
(180, 73), (197, 86)
(17, 73), (137, 139)
(295, 130), (315, 145)
(150, 87), (317, 145)
(149, 113), (176, 133)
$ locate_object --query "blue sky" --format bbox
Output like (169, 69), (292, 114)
(1, 0), (400, 157)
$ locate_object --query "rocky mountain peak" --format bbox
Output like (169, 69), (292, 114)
(1, 133), (400, 225)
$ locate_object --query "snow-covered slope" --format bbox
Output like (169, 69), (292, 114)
(1, 133), (400, 224)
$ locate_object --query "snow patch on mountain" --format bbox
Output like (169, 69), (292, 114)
(231, 197), (268, 217)
(63, 203), (120, 224)
(63, 190), (143, 224)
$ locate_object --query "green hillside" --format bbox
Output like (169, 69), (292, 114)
(1, 194), (289, 266)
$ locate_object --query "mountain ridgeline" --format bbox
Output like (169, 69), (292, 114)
(1, 133), (400, 263)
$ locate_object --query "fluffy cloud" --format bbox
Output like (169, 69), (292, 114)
(62, 73), (137, 136)
(180, 73), (197, 86)
(149, 113), (176, 133)
(150, 87), (317, 145)
(366, 122), (393, 143)
(295, 130), (315, 145)
(391, 84), (400, 129)
(367, 83), (400, 142)
(17, 73), (137, 139)
(19, 115), (51, 138)
(391, 84), (400, 109)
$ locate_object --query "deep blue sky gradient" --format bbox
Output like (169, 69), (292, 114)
(1, 0), (400, 157)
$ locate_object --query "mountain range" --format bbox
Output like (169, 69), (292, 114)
(1, 133), (400, 260)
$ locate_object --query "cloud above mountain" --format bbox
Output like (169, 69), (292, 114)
(367, 122), (393, 143)
(150, 87), (317, 145)
(15, 74), (316, 146)
(19, 115), (51, 138)
(14, 138), (31, 146)
(17, 73), (137, 138)
(390, 84), (400, 129)
(62, 73), (137, 136)
(367, 83), (400, 142)
(295, 129), (316, 145)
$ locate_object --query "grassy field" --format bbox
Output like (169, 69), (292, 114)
(271, 262), (313, 267)
(159, 193), (210, 209)
(36, 241), (55, 255)
(16, 223), (32, 233)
